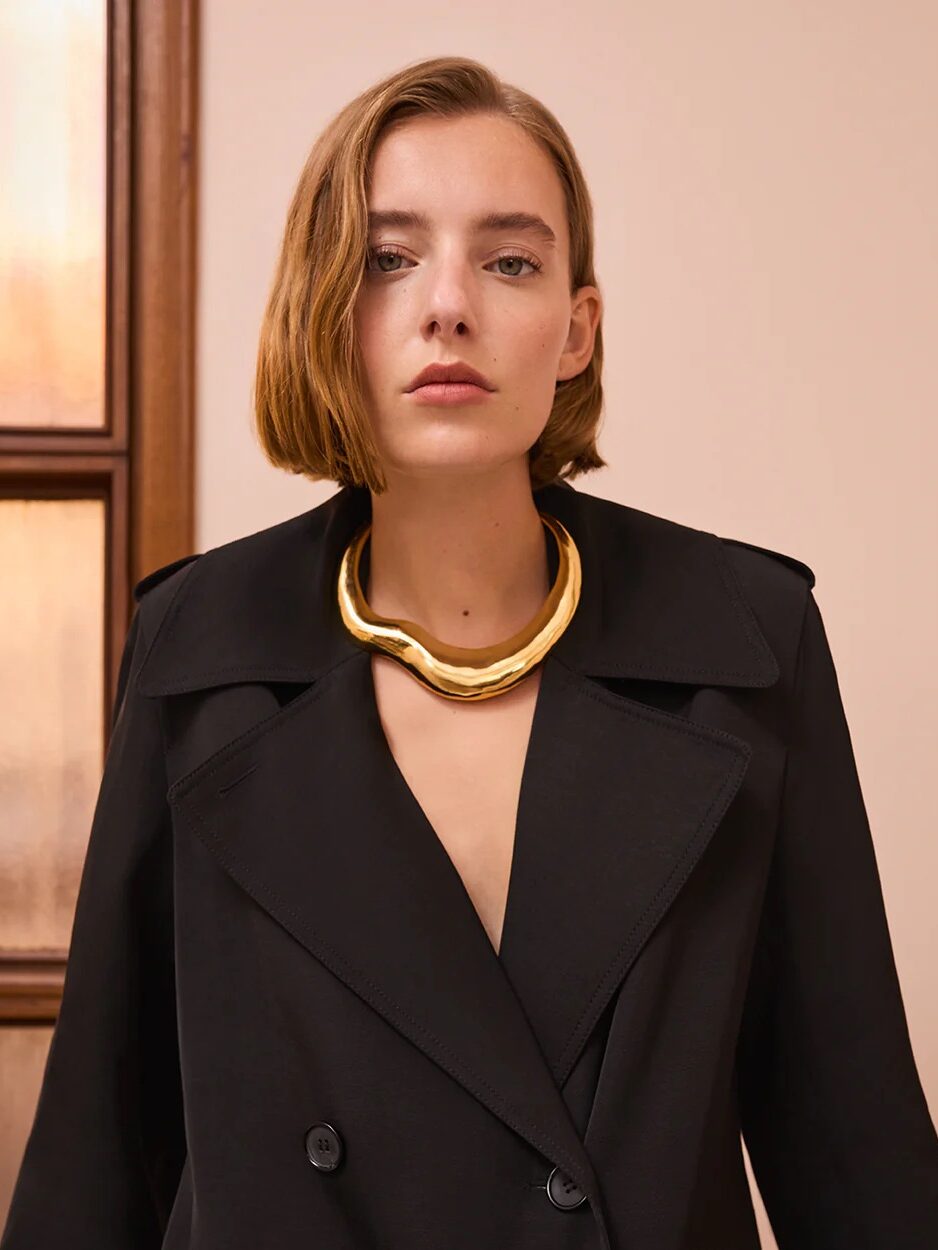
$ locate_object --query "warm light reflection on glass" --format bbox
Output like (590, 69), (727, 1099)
(0, 1), (106, 428)
(0, 498), (105, 949)
(0, 1026), (56, 1198)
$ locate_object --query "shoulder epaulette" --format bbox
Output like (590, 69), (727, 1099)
(718, 536), (816, 590)
(133, 552), (202, 603)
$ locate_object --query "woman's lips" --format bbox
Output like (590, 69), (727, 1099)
(406, 382), (494, 405)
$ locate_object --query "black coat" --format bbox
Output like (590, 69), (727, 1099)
(3, 479), (937, 1250)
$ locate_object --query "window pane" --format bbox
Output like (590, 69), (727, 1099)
(0, 1), (106, 429)
(0, 498), (106, 949)
(0, 1025), (55, 1209)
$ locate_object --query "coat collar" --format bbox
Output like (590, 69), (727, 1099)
(136, 478), (779, 696)
(137, 480), (778, 1249)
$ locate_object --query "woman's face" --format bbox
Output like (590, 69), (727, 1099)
(353, 112), (601, 485)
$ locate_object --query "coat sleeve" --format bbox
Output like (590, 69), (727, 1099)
(0, 603), (186, 1250)
(736, 587), (938, 1247)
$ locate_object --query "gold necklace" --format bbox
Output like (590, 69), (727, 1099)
(336, 511), (582, 701)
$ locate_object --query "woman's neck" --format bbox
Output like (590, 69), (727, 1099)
(363, 471), (553, 647)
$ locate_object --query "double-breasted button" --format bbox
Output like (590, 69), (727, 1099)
(546, 1164), (587, 1210)
(305, 1122), (344, 1172)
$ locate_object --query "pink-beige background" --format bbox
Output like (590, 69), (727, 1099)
(196, 3), (937, 1242)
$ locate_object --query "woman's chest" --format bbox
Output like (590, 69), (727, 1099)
(369, 653), (543, 958)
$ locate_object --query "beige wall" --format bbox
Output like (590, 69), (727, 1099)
(198, 3), (937, 1242)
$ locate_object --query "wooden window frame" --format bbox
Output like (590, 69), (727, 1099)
(0, 0), (198, 1023)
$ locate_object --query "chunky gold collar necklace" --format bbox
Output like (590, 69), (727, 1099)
(337, 511), (582, 701)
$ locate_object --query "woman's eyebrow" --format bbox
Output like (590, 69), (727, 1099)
(367, 209), (557, 248)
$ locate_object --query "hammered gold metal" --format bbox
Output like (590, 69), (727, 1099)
(337, 511), (582, 701)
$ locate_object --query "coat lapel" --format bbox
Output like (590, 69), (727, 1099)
(495, 649), (754, 1089)
(135, 479), (779, 1232)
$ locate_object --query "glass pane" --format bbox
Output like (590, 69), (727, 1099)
(0, 1025), (55, 1211)
(0, 1), (107, 429)
(0, 498), (106, 949)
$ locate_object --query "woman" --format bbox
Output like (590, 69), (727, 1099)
(3, 55), (937, 1250)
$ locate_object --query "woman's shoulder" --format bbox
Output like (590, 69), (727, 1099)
(562, 483), (816, 686)
(127, 494), (357, 697)
(131, 494), (341, 609)
(133, 551), (203, 603)
(571, 483), (816, 594)
(716, 533), (816, 590)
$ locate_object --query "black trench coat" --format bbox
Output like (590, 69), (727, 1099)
(3, 479), (937, 1250)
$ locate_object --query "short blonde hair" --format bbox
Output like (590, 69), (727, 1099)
(253, 55), (607, 493)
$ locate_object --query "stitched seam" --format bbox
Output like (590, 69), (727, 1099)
(711, 536), (781, 680)
(551, 653), (754, 755)
(137, 560), (203, 683)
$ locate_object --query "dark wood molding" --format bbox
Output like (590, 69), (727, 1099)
(131, 0), (199, 585)
(0, 954), (69, 1025)
(108, 0), (133, 456)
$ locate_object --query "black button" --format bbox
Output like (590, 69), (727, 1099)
(546, 1164), (587, 1210)
(305, 1122), (344, 1172)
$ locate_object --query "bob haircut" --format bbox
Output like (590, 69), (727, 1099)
(253, 55), (607, 494)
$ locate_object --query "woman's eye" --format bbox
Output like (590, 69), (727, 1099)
(365, 248), (542, 277)
(490, 253), (542, 277)
(368, 248), (413, 274)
